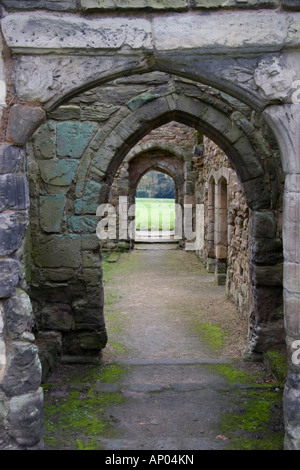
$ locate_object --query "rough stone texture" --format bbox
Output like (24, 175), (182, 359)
(7, 105), (46, 146)
(0, 146), (24, 174)
(1, 0), (79, 10)
(31, 235), (81, 268)
(0, 36), (6, 108)
(39, 195), (66, 233)
(1, 341), (41, 397)
(6, 389), (44, 448)
(56, 121), (97, 158)
(0, 211), (28, 256)
(283, 0), (300, 9)
(0, 174), (29, 212)
(2, 14), (153, 51)
(32, 122), (56, 160)
(0, 257), (20, 299)
(39, 159), (79, 186)
(3, 289), (34, 339)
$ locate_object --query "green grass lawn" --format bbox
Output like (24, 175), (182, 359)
(135, 197), (175, 230)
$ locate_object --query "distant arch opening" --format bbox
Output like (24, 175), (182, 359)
(135, 170), (176, 239)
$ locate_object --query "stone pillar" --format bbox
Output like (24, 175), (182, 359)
(263, 104), (300, 449)
(214, 177), (228, 285)
(0, 146), (43, 449)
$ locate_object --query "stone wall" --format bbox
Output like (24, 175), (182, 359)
(195, 137), (251, 315)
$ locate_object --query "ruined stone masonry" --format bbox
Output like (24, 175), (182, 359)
(0, 0), (300, 450)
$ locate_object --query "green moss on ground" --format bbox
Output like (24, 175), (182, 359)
(43, 363), (127, 450)
(206, 362), (284, 450)
(193, 322), (228, 351)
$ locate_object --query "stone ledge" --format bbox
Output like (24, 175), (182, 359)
(82, 0), (280, 11)
(0, 0), (282, 10)
(1, 0), (80, 11)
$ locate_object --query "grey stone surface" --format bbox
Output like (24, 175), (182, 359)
(0, 146), (23, 174)
(2, 342), (41, 396)
(0, 174), (29, 212)
(0, 256), (20, 299)
(7, 389), (44, 448)
(3, 289), (34, 339)
(2, 0), (79, 11)
(283, 0), (300, 9)
(0, 211), (28, 256)
(2, 14), (153, 51)
(7, 105), (46, 146)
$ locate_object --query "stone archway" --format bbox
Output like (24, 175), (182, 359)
(1, 3), (299, 449)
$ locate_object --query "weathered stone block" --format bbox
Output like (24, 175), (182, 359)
(74, 181), (102, 215)
(252, 285), (283, 323)
(250, 238), (283, 265)
(40, 304), (75, 332)
(4, 289), (33, 338)
(32, 121), (56, 160)
(78, 331), (107, 350)
(250, 263), (283, 287)
(81, 234), (100, 251)
(0, 256), (20, 298)
(2, 0), (79, 11)
(0, 145), (23, 174)
(127, 91), (161, 111)
(81, 0), (188, 10)
(80, 268), (102, 286)
(0, 174), (29, 212)
(249, 211), (277, 238)
(2, 14), (153, 51)
(284, 263), (300, 295)
(2, 342), (41, 396)
(241, 177), (271, 210)
(40, 195), (66, 233)
(7, 105), (46, 146)
(82, 251), (101, 269)
(152, 11), (296, 52)
(68, 216), (98, 234)
(284, 292), (300, 337)
(73, 299), (104, 330)
(7, 388), (43, 448)
(38, 268), (75, 283)
(80, 103), (119, 121)
(283, 0), (300, 10)
(56, 121), (97, 159)
(48, 105), (81, 121)
(193, 0), (279, 8)
(39, 159), (79, 186)
(31, 235), (81, 268)
(0, 211), (28, 256)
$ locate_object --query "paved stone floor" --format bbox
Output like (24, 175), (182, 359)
(43, 246), (284, 451)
